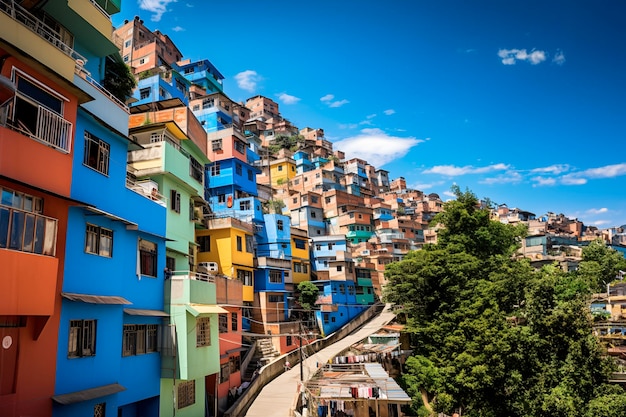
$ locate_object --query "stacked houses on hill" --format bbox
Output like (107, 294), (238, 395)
(1, 4), (624, 417)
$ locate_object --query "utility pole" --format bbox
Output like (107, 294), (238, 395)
(298, 321), (304, 382)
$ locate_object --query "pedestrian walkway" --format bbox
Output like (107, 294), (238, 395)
(244, 304), (397, 417)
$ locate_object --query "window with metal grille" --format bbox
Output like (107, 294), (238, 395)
(234, 140), (245, 154)
(94, 402), (105, 417)
(269, 270), (282, 283)
(212, 139), (222, 151)
(219, 314), (228, 333)
(229, 355), (241, 373)
(210, 162), (221, 176)
(170, 190), (181, 213)
(237, 269), (253, 286)
(84, 132), (110, 176)
(197, 235), (210, 252)
(177, 380), (195, 409)
(277, 220), (284, 231)
(85, 224), (113, 257)
(220, 363), (230, 383)
(245, 235), (254, 253)
(196, 317), (211, 347)
(189, 156), (203, 183)
(231, 313), (238, 331)
(268, 295), (282, 303)
(68, 320), (96, 358)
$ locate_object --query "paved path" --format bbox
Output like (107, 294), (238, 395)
(244, 305), (396, 417)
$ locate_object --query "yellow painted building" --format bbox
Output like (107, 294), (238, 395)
(270, 157), (296, 187)
(197, 217), (255, 302)
(291, 227), (311, 285)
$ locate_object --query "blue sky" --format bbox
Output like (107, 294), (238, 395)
(114, 1), (626, 228)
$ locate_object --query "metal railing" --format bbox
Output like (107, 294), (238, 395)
(75, 66), (129, 112)
(9, 97), (73, 153)
(0, 0), (87, 64)
(170, 270), (215, 283)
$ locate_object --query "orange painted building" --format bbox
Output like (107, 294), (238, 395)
(0, 48), (83, 416)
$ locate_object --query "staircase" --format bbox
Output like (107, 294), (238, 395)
(242, 338), (280, 381)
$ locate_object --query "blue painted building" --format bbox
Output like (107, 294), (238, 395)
(54, 5), (168, 415)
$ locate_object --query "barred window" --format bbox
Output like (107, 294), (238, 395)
(269, 270), (282, 283)
(220, 362), (230, 383)
(189, 156), (203, 183)
(84, 132), (110, 176)
(122, 324), (158, 356)
(68, 319), (96, 358)
(139, 239), (157, 277)
(231, 313), (238, 331)
(177, 380), (195, 409)
(196, 317), (211, 347)
(219, 314), (228, 333)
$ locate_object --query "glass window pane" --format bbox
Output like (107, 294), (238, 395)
(22, 213), (35, 252)
(0, 207), (9, 248)
(43, 218), (56, 256)
(33, 216), (45, 254)
(9, 211), (24, 250)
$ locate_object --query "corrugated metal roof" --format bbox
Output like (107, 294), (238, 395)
(61, 293), (131, 305)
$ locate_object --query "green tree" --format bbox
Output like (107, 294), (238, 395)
(577, 239), (626, 292)
(384, 186), (620, 417)
(297, 281), (319, 310)
(103, 56), (136, 102)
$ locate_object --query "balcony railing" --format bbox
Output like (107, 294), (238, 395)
(0, 204), (58, 256)
(125, 173), (167, 206)
(75, 66), (129, 112)
(8, 95), (73, 153)
(0, 0), (87, 64)
(170, 270), (215, 283)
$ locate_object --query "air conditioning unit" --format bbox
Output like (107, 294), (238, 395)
(362, 250), (370, 256)
(198, 262), (218, 273)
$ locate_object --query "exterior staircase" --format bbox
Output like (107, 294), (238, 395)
(242, 338), (280, 381)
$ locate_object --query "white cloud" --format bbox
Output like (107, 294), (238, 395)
(498, 48), (547, 65)
(553, 50), (566, 65)
(328, 99), (349, 108)
(578, 163), (626, 179)
(480, 171), (523, 185)
(591, 219), (612, 226)
(234, 70), (260, 92)
(366, 114), (377, 119)
(383, 109), (396, 116)
(333, 128), (423, 167)
(410, 181), (444, 190)
(531, 176), (557, 187)
(139, 0), (177, 22)
(443, 190), (457, 198)
(531, 164), (570, 175)
(560, 175), (587, 185)
(321, 94), (349, 108)
(587, 208), (609, 215)
(172, 26), (185, 32)
(338, 123), (359, 129)
(422, 163), (510, 176)
(277, 93), (301, 105)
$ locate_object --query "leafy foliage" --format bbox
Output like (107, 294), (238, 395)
(383, 187), (625, 417)
(103, 56), (137, 102)
(268, 134), (305, 154)
(297, 281), (319, 310)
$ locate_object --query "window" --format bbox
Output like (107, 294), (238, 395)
(83, 132), (110, 175)
(219, 314), (228, 333)
(268, 295), (282, 303)
(212, 139), (222, 151)
(94, 403), (105, 417)
(323, 313), (329, 324)
(190, 157), (203, 183)
(237, 269), (253, 286)
(122, 324), (158, 356)
(277, 220), (284, 231)
(196, 317), (211, 346)
(339, 284), (345, 294)
(85, 224), (113, 257)
(231, 313), (238, 331)
(348, 286), (355, 295)
(218, 194), (226, 203)
(139, 58), (146, 65)
(170, 190), (181, 213)
(247, 169), (254, 181)
(337, 265), (343, 272)
(245, 235), (254, 253)
(124, 39), (131, 47)
(311, 196), (319, 203)
(203, 98), (214, 109)
(269, 270), (282, 283)
(234, 140), (245, 154)
(177, 380), (195, 409)
(294, 239), (306, 250)
(286, 335), (293, 346)
(328, 243), (334, 250)
(236, 236), (243, 251)
(236, 163), (243, 176)
(294, 262), (302, 273)
(123, 54), (129, 62)
(277, 165), (283, 171)
(229, 355), (241, 373)
(197, 235), (210, 252)
(68, 319), (96, 358)
(240, 200), (251, 211)
(139, 88), (150, 99)
(303, 264), (308, 274)
(139, 239), (157, 277)
(210, 162), (221, 176)
(220, 362), (230, 383)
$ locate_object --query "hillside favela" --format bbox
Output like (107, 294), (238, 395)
(1, 1), (626, 417)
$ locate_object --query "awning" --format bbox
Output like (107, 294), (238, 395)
(52, 383), (126, 405)
(82, 206), (137, 228)
(124, 308), (169, 317)
(186, 304), (229, 317)
(62, 293), (131, 305)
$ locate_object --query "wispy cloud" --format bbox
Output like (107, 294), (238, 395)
(531, 176), (557, 187)
(333, 128), (423, 167)
(560, 163), (626, 185)
(480, 171), (523, 185)
(531, 164), (570, 175)
(276, 93), (300, 105)
(338, 123), (358, 129)
(172, 26), (185, 32)
(366, 114), (377, 119)
(553, 50), (566, 65)
(409, 181), (445, 190)
(423, 163), (510, 176)
(139, 0), (177, 22)
(498, 48), (547, 65)
(234, 70), (260, 92)
(383, 109), (396, 116)
(591, 219), (612, 226)
(320, 93), (349, 108)
(587, 207), (609, 215)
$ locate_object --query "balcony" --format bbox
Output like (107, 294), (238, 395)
(166, 270), (217, 306)
(0, 0), (86, 82)
(255, 256), (292, 270)
(125, 173), (166, 207)
(74, 69), (128, 134)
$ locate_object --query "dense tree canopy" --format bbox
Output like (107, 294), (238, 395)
(383, 187), (625, 417)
